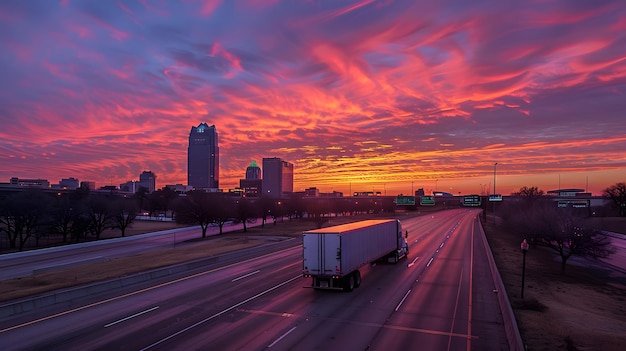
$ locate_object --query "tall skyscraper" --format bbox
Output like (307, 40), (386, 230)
(262, 157), (293, 198)
(188, 123), (219, 189)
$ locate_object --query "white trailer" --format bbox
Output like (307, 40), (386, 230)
(302, 219), (408, 291)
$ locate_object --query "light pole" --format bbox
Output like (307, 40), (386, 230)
(521, 239), (529, 298)
(493, 162), (498, 220)
(493, 162), (497, 195)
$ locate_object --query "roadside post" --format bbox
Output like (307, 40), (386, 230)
(520, 239), (530, 298)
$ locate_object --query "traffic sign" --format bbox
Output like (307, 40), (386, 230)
(396, 196), (416, 205)
(420, 196), (435, 206)
(489, 194), (502, 202)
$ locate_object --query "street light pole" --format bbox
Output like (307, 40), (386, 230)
(521, 239), (530, 298)
(493, 162), (497, 196)
(493, 162), (498, 221)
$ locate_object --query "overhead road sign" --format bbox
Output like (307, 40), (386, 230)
(396, 196), (416, 205)
(489, 194), (502, 202)
(462, 195), (481, 207)
(420, 196), (435, 206)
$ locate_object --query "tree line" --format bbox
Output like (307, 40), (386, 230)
(2, 181), (623, 254)
(0, 187), (396, 252)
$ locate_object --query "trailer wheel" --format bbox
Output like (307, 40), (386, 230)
(344, 274), (355, 292)
(354, 270), (361, 288)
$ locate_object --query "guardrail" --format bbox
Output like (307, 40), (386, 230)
(476, 217), (526, 351)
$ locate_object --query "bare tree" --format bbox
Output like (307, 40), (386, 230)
(257, 196), (274, 227)
(69, 201), (90, 242)
(211, 193), (236, 235)
(133, 187), (150, 214)
(504, 196), (614, 274)
(287, 193), (306, 219)
(147, 187), (179, 217)
(176, 190), (214, 238)
(512, 186), (545, 208)
(603, 182), (626, 217)
(306, 198), (332, 228)
(0, 190), (49, 251)
(111, 197), (138, 237)
(50, 193), (74, 243)
(176, 191), (235, 237)
(234, 197), (256, 232)
(86, 196), (112, 240)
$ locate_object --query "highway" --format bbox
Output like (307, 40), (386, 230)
(600, 232), (626, 272)
(0, 209), (511, 350)
(0, 220), (262, 280)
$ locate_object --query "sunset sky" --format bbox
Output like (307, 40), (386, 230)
(1, 0), (625, 196)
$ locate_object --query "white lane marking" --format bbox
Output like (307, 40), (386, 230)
(1, 247), (302, 334)
(440, 242), (445, 248)
(395, 290), (411, 311)
(447, 269), (465, 350)
(140, 275), (301, 351)
(268, 326), (297, 348)
(467, 219), (476, 351)
(232, 270), (261, 282)
(105, 306), (159, 328)
(407, 257), (419, 268)
(427, 258), (434, 267)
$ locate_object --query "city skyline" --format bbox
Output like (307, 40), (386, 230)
(1, 1), (625, 196)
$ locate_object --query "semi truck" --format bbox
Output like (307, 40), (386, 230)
(302, 219), (409, 291)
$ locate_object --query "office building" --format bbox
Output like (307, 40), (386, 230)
(119, 180), (139, 193)
(51, 177), (80, 190)
(245, 160), (261, 180)
(119, 171), (156, 193)
(138, 171), (156, 193)
(9, 177), (50, 188)
(81, 181), (96, 190)
(165, 184), (193, 194)
(262, 157), (293, 198)
(240, 160), (262, 197)
(188, 123), (219, 189)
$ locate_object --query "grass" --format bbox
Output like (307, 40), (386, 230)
(483, 217), (626, 351)
(0, 236), (264, 301)
(0, 217), (359, 302)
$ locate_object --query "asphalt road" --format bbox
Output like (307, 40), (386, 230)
(0, 219), (262, 280)
(0, 209), (510, 350)
(601, 233), (626, 272)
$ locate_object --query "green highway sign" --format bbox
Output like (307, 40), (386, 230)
(420, 196), (435, 206)
(396, 196), (416, 205)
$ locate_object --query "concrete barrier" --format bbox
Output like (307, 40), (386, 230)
(0, 238), (297, 319)
(476, 217), (525, 351)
